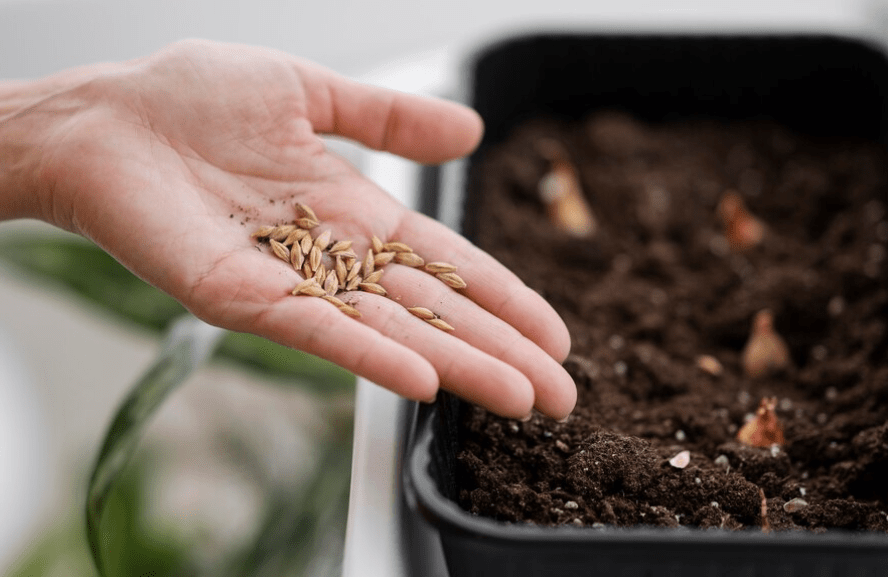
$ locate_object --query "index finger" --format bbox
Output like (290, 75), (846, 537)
(294, 60), (484, 165)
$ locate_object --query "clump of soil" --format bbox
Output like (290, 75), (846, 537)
(456, 112), (888, 532)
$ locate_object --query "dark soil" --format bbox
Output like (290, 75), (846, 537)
(456, 112), (888, 533)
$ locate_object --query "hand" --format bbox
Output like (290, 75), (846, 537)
(0, 39), (576, 420)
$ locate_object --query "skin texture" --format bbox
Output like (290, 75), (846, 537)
(0, 39), (576, 420)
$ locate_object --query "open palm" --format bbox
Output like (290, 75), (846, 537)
(26, 40), (575, 420)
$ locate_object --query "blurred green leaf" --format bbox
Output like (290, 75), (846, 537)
(0, 234), (355, 390)
(86, 316), (225, 577)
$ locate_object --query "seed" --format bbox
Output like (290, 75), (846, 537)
(395, 252), (425, 267)
(269, 225), (297, 242)
(283, 229), (306, 246)
(290, 244), (305, 269)
(292, 278), (319, 295)
(295, 202), (318, 221)
(328, 240), (353, 254)
(269, 239), (290, 262)
(742, 309), (791, 379)
(338, 303), (362, 318)
(783, 498), (808, 513)
(321, 295), (346, 308)
(668, 450), (691, 469)
(426, 317), (455, 332)
(407, 306), (436, 320)
(374, 251), (396, 267)
(363, 269), (383, 284)
(696, 354), (723, 376)
(736, 397), (785, 448)
(302, 284), (327, 297)
(425, 261), (458, 274)
(345, 275), (363, 291)
(335, 256), (348, 285)
(251, 225), (276, 239)
(382, 241), (413, 253)
(295, 217), (319, 229)
(371, 235), (385, 253)
(314, 229), (333, 251)
(300, 234), (313, 255)
(315, 264), (328, 284)
(436, 271), (467, 289)
(332, 249), (358, 261)
(302, 261), (313, 279)
(347, 260), (362, 282)
(363, 248), (375, 274)
(324, 270), (340, 295)
(309, 246), (322, 271)
(359, 282), (387, 296)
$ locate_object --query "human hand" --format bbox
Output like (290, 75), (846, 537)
(0, 40), (575, 420)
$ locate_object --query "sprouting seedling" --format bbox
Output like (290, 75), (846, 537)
(741, 309), (791, 379)
(736, 396), (785, 448)
(536, 138), (597, 238)
(717, 190), (765, 251)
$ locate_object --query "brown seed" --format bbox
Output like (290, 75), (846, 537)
(426, 317), (455, 332)
(407, 306), (436, 320)
(359, 282), (387, 296)
(371, 235), (385, 253)
(335, 256), (348, 286)
(302, 261), (313, 279)
(294, 203), (318, 222)
(425, 261), (458, 274)
(313, 264), (326, 284)
(363, 269), (383, 284)
(363, 248), (375, 274)
(290, 244), (305, 269)
(436, 271), (467, 289)
(742, 309), (791, 379)
(269, 239), (290, 262)
(338, 303), (362, 318)
(309, 246), (322, 271)
(251, 225), (276, 239)
(373, 251), (396, 267)
(332, 249), (358, 261)
(301, 284), (327, 298)
(394, 252), (425, 267)
(292, 278), (319, 295)
(382, 241), (413, 253)
(283, 229), (305, 246)
(324, 270), (340, 295)
(295, 217), (320, 229)
(314, 229), (333, 251)
(345, 275), (363, 291)
(347, 260), (362, 282)
(718, 191), (765, 252)
(321, 294), (346, 308)
(328, 240), (353, 254)
(300, 234), (313, 255)
(736, 397), (785, 448)
(270, 225), (297, 242)
(695, 354), (723, 376)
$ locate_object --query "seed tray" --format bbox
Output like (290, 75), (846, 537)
(402, 32), (888, 577)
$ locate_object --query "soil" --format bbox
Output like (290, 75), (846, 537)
(455, 112), (888, 533)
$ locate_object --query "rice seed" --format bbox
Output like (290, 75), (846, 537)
(314, 229), (333, 251)
(324, 270), (340, 295)
(295, 217), (319, 229)
(382, 241), (412, 253)
(270, 225), (297, 242)
(347, 260), (362, 282)
(335, 256), (348, 286)
(363, 248), (375, 274)
(407, 306), (436, 320)
(290, 244), (305, 269)
(292, 278), (319, 295)
(309, 246), (322, 271)
(338, 303), (362, 318)
(359, 282), (387, 296)
(437, 271), (467, 289)
(363, 269), (383, 284)
(394, 252), (425, 267)
(321, 294), (346, 308)
(345, 275), (363, 291)
(300, 234), (313, 255)
(373, 251), (396, 267)
(251, 225), (276, 239)
(425, 261), (458, 274)
(328, 240), (353, 254)
(371, 235), (384, 253)
(426, 317), (455, 332)
(295, 203), (318, 222)
(270, 239), (290, 262)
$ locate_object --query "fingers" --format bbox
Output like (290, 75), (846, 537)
(295, 61), (484, 164)
(374, 264), (577, 420)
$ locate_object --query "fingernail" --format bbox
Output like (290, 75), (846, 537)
(421, 392), (438, 404)
(519, 412), (533, 422)
(556, 413), (571, 424)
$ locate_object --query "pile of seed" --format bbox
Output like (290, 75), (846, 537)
(251, 203), (465, 330)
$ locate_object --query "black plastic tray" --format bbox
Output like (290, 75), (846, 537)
(403, 32), (888, 577)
